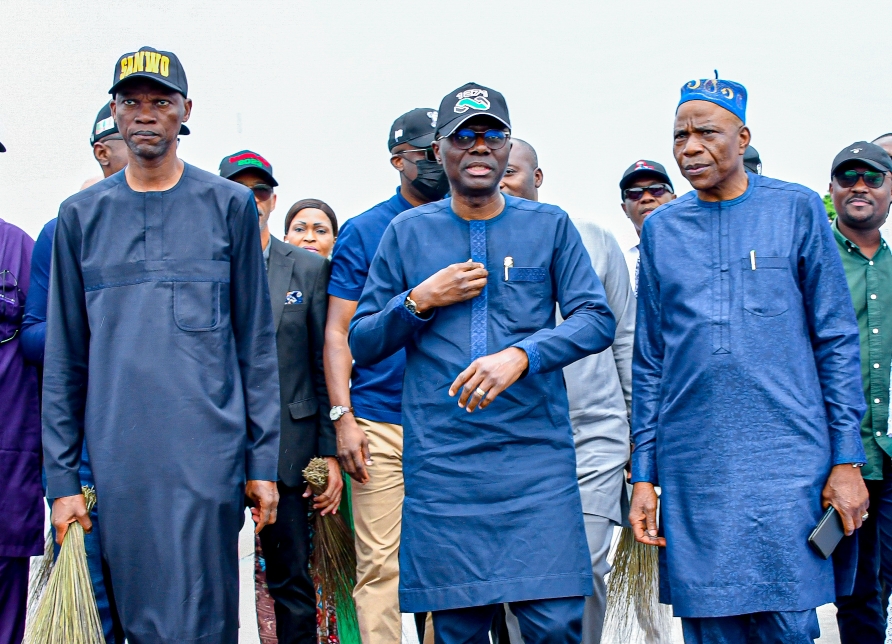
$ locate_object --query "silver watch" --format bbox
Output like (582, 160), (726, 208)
(404, 294), (419, 316)
(329, 406), (353, 421)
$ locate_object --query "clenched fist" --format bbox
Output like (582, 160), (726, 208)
(410, 261), (488, 314)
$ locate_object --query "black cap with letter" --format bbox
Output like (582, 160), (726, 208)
(109, 46), (188, 97)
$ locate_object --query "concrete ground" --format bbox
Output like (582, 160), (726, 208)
(236, 513), (842, 644)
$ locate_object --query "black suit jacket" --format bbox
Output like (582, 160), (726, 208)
(267, 236), (336, 487)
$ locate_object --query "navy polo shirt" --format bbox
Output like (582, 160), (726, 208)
(328, 189), (412, 425)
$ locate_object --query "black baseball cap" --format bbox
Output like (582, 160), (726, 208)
(619, 160), (673, 196)
(90, 101), (189, 146)
(831, 141), (892, 176)
(219, 150), (278, 187)
(434, 83), (510, 139)
(743, 146), (761, 174)
(109, 47), (188, 97)
(389, 108), (438, 151)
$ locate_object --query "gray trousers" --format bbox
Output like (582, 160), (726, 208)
(506, 514), (615, 644)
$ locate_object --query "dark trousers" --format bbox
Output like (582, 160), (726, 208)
(0, 557), (28, 644)
(680, 610), (820, 644)
(432, 597), (585, 644)
(835, 462), (892, 644)
(258, 481), (315, 644)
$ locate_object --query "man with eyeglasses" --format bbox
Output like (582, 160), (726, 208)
(501, 137), (634, 643)
(619, 160), (675, 292)
(630, 77), (868, 643)
(827, 142), (892, 644)
(0, 135), (43, 644)
(219, 150), (339, 644)
(350, 82), (615, 643)
(41, 47), (280, 644)
(324, 107), (445, 643)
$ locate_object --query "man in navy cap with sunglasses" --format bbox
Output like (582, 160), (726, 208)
(350, 82), (615, 643)
(629, 76), (869, 643)
(828, 142), (892, 643)
(41, 47), (280, 644)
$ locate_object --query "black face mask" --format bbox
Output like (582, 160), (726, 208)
(409, 159), (450, 201)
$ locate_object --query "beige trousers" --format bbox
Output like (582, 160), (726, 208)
(351, 417), (406, 643)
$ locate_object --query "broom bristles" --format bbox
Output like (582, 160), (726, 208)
(23, 486), (105, 644)
(603, 527), (673, 644)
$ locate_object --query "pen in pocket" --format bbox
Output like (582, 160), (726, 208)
(504, 256), (514, 281)
(750, 250), (757, 270)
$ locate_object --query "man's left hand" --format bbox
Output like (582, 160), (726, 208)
(449, 347), (529, 413)
(303, 456), (343, 515)
(246, 480), (280, 534)
(822, 464), (869, 536)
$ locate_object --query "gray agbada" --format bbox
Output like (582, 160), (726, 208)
(42, 165), (280, 644)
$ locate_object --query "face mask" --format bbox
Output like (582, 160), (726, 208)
(410, 159), (450, 201)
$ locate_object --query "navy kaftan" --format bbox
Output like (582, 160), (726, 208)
(350, 196), (616, 612)
(631, 174), (867, 618)
(41, 165), (281, 644)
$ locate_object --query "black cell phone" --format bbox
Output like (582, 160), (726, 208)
(808, 506), (845, 559)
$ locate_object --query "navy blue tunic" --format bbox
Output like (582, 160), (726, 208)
(41, 165), (281, 644)
(632, 174), (867, 618)
(349, 196), (615, 612)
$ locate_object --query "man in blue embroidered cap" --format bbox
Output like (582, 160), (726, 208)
(629, 75), (870, 643)
(350, 82), (616, 642)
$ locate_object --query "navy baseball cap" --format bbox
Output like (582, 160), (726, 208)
(743, 146), (761, 174)
(90, 101), (190, 146)
(389, 108), (438, 151)
(619, 160), (673, 195)
(219, 150), (278, 186)
(831, 141), (892, 176)
(435, 82), (510, 138)
(109, 46), (188, 97)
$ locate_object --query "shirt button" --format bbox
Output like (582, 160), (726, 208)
(870, 261), (875, 265)
(875, 363), (881, 369)
(875, 398), (882, 404)
(878, 431), (883, 437)
(871, 294), (878, 299)
(874, 328), (880, 334)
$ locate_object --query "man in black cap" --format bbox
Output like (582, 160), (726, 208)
(828, 142), (892, 644)
(42, 47), (281, 644)
(324, 107), (446, 642)
(350, 82), (615, 643)
(618, 160), (675, 291)
(220, 150), (339, 644)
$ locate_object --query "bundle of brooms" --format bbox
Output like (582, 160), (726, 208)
(602, 485), (673, 644)
(24, 486), (105, 644)
(302, 458), (359, 644)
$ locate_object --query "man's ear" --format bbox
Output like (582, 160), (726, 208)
(182, 97), (193, 123)
(93, 143), (110, 168)
(390, 154), (404, 172)
(534, 168), (544, 189)
(432, 141), (442, 164)
(739, 126), (751, 153)
(621, 202), (629, 217)
(669, 193), (677, 201)
(270, 193), (278, 213)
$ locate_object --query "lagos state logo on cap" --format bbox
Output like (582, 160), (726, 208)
(635, 160), (655, 170)
(453, 89), (490, 114)
(427, 111), (438, 127)
(851, 148), (863, 154)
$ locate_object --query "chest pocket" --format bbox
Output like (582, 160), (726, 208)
(173, 282), (221, 331)
(741, 256), (790, 317)
(502, 266), (551, 330)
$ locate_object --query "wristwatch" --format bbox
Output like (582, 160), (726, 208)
(329, 406), (354, 422)
(404, 293), (419, 316)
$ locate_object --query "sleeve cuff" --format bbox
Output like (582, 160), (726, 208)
(831, 431), (868, 467)
(327, 283), (362, 301)
(317, 434), (337, 458)
(514, 339), (542, 376)
(395, 290), (434, 326)
(46, 472), (84, 500)
(630, 450), (658, 485)
(246, 458), (280, 482)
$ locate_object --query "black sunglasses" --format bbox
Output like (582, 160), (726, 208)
(393, 147), (437, 162)
(449, 128), (510, 150)
(834, 169), (887, 189)
(623, 183), (672, 201)
(250, 184), (274, 202)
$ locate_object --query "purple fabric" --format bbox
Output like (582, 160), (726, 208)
(0, 219), (43, 558)
(0, 557), (29, 644)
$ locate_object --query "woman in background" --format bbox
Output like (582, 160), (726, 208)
(285, 199), (338, 258)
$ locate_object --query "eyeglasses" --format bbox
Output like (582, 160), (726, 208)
(393, 147), (437, 162)
(834, 169), (887, 189)
(250, 184), (275, 202)
(0, 270), (22, 344)
(623, 183), (673, 201)
(449, 128), (510, 150)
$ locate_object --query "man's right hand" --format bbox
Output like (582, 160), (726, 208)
(629, 482), (666, 547)
(410, 261), (488, 314)
(337, 414), (371, 484)
(52, 494), (92, 546)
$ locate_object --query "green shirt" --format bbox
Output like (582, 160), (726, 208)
(833, 220), (892, 479)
